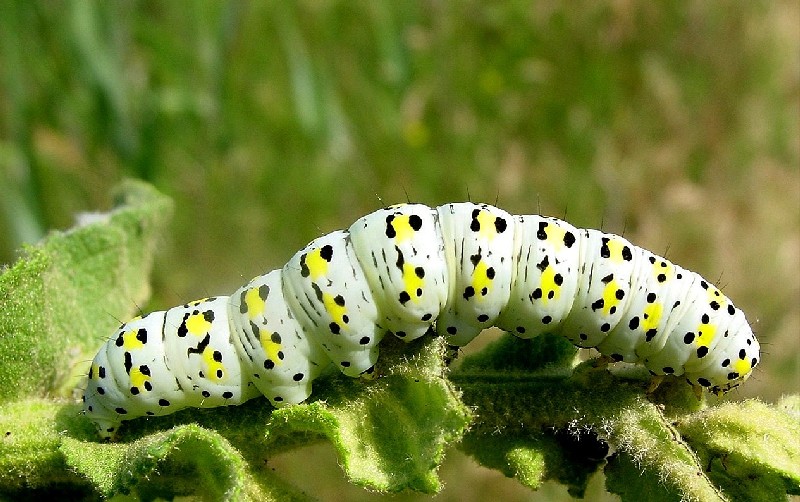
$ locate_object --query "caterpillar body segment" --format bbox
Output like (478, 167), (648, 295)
(495, 215), (581, 340)
(162, 297), (256, 406)
(347, 204), (448, 343)
(558, 229), (640, 350)
(435, 203), (516, 346)
(595, 251), (694, 363)
(84, 298), (258, 439)
(83, 202), (760, 440)
(282, 230), (383, 377)
(229, 270), (330, 408)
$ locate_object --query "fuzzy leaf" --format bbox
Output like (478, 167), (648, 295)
(172, 334), (473, 494)
(453, 359), (729, 501)
(61, 423), (310, 501)
(0, 179), (173, 401)
(0, 399), (92, 495)
(260, 334), (473, 493)
(603, 395), (727, 502)
(604, 452), (685, 502)
(459, 433), (549, 491)
(676, 396), (800, 500)
(0, 181), (473, 499)
(0, 337), (470, 499)
(456, 332), (579, 375)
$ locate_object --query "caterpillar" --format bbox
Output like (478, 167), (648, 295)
(83, 203), (760, 439)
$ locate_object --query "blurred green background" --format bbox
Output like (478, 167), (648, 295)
(1, 1), (797, 500)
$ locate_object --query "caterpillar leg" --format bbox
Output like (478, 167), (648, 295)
(646, 375), (665, 394)
(443, 345), (461, 366)
(590, 354), (615, 370)
(360, 365), (377, 380)
(90, 416), (122, 441)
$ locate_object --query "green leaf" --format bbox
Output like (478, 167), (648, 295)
(0, 399), (92, 495)
(260, 335), (473, 493)
(603, 395), (728, 502)
(0, 337), (470, 499)
(676, 396), (800, 500)
(0, 398), (311, 501)
(0, 181), (473, 499)
(456, 335), (608, 498)
(605, 452), (686, 502)
(127, 333), (473, 495)
(456, 332), (579, 375)
(453, 357), (730, 501)
(0, 179), (173, 401)
(61, 424), (309, 501)
(459, 433), (549, 492)
(459, 427), (610, 497)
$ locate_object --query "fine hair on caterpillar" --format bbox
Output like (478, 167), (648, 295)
(83, 202), (760, 440)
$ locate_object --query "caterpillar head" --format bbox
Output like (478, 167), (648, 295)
(83, 357), (124, 441)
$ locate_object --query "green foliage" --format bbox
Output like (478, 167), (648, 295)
(0, 180), (172, 402)
(676, 396), (800, 500)
(0, 183), (798, 501)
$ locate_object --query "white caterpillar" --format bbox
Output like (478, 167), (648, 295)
(83, 203), (760, 439)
